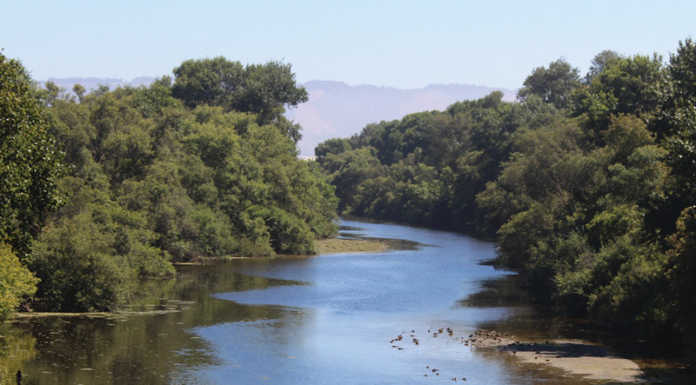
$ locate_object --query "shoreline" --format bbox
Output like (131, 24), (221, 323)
(8, 300), (197, 321)
(315, 237), (418, 255)
(9, 237), (409, 320)
(468, 329), (643, 383)
(173, 236), (418, 266)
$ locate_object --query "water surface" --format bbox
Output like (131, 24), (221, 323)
(1, 220), (615, 385)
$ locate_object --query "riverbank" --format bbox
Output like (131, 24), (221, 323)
(315, 237), (389, 254)
(9, 310), (181, 321)
(9, 304), (193, 321)
(8, 237), (406, 320)
(315, 237), (419, 254)
(386, 326), (646, 383)
(173, 236), (417, 266)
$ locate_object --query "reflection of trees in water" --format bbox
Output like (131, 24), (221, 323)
(0, 325), (37, 385)
(457, 275), (529, 308)
(8, 314), (213, 385)
(5, 264), (310, 385)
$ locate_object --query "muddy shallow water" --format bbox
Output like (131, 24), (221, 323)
(0, 220), (678, 384)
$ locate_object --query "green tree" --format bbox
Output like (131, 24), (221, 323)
(0, 243), (38, 319)
(662, 39), (696, 205)
(0, 53), (63, 256)
(572, 54), (664, 136)
(315, 138), (352, 162)
(171, 57), (307, 124)
(238, 61), (309, 123)
(668, 206), (696, 352)
(320, 147), (384, 213)
(171, 57), (244, 110)
(585, 50), (622, 82)
(72, 83), (86, 102)
(28, 209), (138, 312)
(518, 59), (581, 109)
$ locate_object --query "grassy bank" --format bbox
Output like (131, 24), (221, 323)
(315, 238), (389, 254)
(316, 236), (421, 255)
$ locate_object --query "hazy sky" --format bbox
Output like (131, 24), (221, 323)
(2, 0), (694, 89)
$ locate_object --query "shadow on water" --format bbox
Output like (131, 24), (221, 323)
(457, 275), (529, 308)
(459, 272), (694, 384)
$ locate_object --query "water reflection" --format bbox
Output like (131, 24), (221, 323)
(2, 264), (313, 385)
(0, 325), (36, 385)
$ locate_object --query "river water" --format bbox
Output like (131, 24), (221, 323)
(0, 220), (630, 385)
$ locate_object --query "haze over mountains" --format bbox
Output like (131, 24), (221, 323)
(43, 77), (516, 156)
(287, 81), (516, 156)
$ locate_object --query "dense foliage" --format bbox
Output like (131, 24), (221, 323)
(172, 58), (308, 142)
(316, 91), (560, 234)
(0, 53), (60, 319)
(0, 53), (63, 256)
(317, 40), (696, 349)
(0, 56), (337, 314)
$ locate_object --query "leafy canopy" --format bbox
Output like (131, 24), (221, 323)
(0, 53), (63, 256)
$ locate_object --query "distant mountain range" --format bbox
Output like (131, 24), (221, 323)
(41, 77), (516, 156)
(287, 81), (517, 156)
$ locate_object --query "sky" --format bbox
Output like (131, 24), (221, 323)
(2, 0), (695, 90)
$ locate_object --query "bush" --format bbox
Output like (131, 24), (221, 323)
(27, 211), (137, 312)
(0, 243), (38, 319)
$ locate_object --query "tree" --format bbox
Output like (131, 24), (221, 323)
(238, 61), (309, 123)
(171, 57), (307, 124)
(0, 53), (63, 256)
(28, 210), (138, 312)
(315, 138), (352, 162)
(668, 38), (696, 102)
(657, 38), (696, 256)
(172, 57), (245, 110)
(586, 50), (622, 82)
(665, 39), (696, 205)
(321, 147), (384, 213)
(668, 206), (696, 352)
(73, 84), (86, 102)
(572, 54), (664, 140)
(0, 243), (38, 319)
(518, 59), (581, 109)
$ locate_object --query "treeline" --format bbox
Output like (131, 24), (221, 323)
(316, 41), (696, 349)
(0, 55), (337, 315)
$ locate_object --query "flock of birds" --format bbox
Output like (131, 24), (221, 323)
(388, 327), (570, 382)
(388, 327), (474, 381)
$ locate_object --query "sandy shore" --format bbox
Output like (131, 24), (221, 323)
(467, 329), (643, 383)
(387, 328), (643, 383)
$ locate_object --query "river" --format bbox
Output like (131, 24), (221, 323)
(0, 220), (646, 384)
